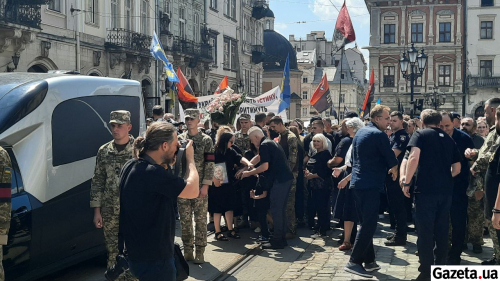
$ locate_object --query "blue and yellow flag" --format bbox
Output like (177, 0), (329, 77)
(150, 31), (179, 83)
(278, 53), (291, 113)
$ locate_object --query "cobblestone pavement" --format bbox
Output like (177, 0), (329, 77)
(277, 217), (494, 281)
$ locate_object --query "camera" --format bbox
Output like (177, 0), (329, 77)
(104, 255), (129, 281)
(174, 140), (195, 178)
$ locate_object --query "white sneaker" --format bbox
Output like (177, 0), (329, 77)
(254, 227), (261, 233)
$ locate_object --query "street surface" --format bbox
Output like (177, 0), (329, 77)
(36, 216), (493, 281)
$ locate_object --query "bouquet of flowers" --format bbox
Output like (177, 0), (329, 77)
(206, 87), (246, 125)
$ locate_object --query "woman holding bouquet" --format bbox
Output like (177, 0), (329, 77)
(210, 132), (253, 241)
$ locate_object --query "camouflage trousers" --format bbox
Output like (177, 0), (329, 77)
(102, 208), (137, 281)
(467, 197), (485, 246)
(0, 245), (3, 281)
(178, 197), (208, 251)
(486, 219), (500, 264)
(286, 174), (297, 235)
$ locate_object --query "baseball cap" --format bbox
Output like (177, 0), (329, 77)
(109, 110), (131, 124)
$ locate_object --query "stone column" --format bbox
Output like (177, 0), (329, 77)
(401, 6), (406, 45)
(428, 6), (434, 45)
(371, 7), (381, 46)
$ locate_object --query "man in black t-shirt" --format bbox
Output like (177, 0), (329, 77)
(401, 110), (461, 281)
(119, 122), (199, 280)
(241, 126), (293, 249)
(385, 111), (410, 246)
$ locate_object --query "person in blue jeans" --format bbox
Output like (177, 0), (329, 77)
(344, 105), (398, 278)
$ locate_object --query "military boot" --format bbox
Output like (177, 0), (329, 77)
(194, 247), (205, 264)
(184, 246), (194, 262)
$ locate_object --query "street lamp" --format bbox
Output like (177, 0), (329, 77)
(424, 86), (446, 110)
(400, 43), (427, 118)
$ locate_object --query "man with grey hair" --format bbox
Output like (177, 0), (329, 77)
(240, 127), (293, 249)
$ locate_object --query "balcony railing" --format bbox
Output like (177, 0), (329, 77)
(383, 77), (395, 88)
(171, 36), (213, 61)
(105, 28), (152, 53)
(0, 1), (42, 29)
(251, 44), (265, 64)
(469, 76), (500, 88)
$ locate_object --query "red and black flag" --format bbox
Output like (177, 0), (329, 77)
(310, 74), (332, 113)
(176, 67), (198, 109)
(360, 69), (375, 118)
(333, 1), (356, 50)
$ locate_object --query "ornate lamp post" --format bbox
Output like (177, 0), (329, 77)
(424, 86), (446, 110)
(400, 43), (428, 118)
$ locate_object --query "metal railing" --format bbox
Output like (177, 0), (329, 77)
(105, 28), (152, 53)
(469, 76), (500, 88)
(0, 1), (42, 29)
(171, 36), (213, 60)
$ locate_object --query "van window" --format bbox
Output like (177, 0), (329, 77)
(51, 96), (140, 166)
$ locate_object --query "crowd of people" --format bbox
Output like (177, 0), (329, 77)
(90, 98), (500, 280)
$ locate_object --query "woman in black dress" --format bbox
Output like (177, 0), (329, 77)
(305, 134), (333, 238)
(210, 132), (252, 241)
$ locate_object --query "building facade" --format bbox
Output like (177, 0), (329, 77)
(0, 0), (157, 115)
(365, 0), (465, 115)
(466, 0), (500, 118)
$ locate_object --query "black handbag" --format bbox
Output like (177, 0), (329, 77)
(174, 243), (189, 281)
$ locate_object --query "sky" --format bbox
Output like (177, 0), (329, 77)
(270, 0), (371, 75)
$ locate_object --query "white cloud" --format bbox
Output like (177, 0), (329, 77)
(309, 0), (369, 23)
(274, 22), (288, 33)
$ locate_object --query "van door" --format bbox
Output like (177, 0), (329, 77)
(3, 148), (32, 281)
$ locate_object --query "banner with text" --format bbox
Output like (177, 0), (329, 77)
(179, 86), (288, 123)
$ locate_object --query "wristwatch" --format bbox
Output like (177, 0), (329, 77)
(402, 182), (411, 187)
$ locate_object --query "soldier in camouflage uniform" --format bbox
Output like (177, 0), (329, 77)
(178, 109), (214, 264)
(233, 114), (253, 228)
(90, 111), (136, 281)
(0, 148), (11, 281)
(269, 116), (299, 238)
(466, 99), (500, 264)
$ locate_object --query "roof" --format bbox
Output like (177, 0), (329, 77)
(313, 67), (337, 83)
(263, 30), (298, 71)
(265, 8), (275, 18)
(296, 49), (316, 64)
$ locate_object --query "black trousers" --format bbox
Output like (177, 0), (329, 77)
(312, 188), (331, 234)
(449, 189), (468, 261)
(415, 193), (452, 276)
(256, 206), (270, 238)
(350, 188), (380, 265)
(270, 180), (292, 244)
(386, 177), (407, 240)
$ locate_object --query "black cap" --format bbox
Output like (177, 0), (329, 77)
(451, 112), (461, 120)
(344, 111), (359, 118)
(309, 116), (322, 123)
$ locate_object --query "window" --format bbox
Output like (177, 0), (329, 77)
(210, 0), (217, 9)
(411, 23), (423, 43)
(125, 0), (133, 31)
(296, 105), (301, 118)
(224, 38), (230, 69)
(341, 73), (345, 79)
(481, 0), (494, 6)
(384, 24), (396, 44)
(438, 65), (451, 86)
(231, 40), (237, 70)
(302, 91), (308, 99)
(480, 60), (493, 77)
(141, 1), (149, 34)
(164, 0), (171, 14)
(302, 108), (307, 117)
(231, 0), (236, 19)
(383, 66), (395, 87)
(111, 0), (119, 28)
(303, 77), (308, 83)
(48, 0), (61, 12)
(224, 0), (230, 16)
(243, 16), (248, 43)
(245, 69), (250, 93)
(439, 22), (451, 42)
(481, 21), (493, 39)
(340, 94), (345, 103)
(194, 13), (200, 43)
(209, 35), (217, 65)
(266, 20), (270, 30)
(179, 7), (186, 39)
(86, 0), (98, 25)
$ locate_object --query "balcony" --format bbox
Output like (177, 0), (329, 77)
(0, 1), (43, 29)
(252, 0), (272, 20)
(251, 44), (265, 64)
(171, 36), (213, 61)
(105, 28), (151, 54)
(469, 76), (500, 88)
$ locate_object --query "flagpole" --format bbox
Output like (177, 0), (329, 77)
(338, 47), (343, 120)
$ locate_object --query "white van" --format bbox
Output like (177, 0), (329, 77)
(0, 73), (146, 280)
